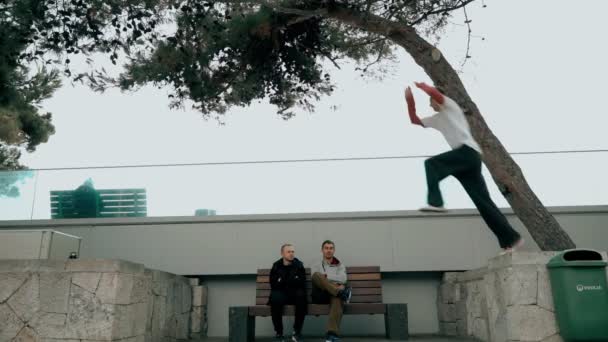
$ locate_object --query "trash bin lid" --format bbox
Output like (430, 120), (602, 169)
(547, 249), (607, 268)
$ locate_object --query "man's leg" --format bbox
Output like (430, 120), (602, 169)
(312, 273), (340, 297)
(455, 157), (522, 248)
(292, 292), (307, 335)
(327, 296), (344, 336)
(269, 291), (288, 336)
(424, 146), (476, 207)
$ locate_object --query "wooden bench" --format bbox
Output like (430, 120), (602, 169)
(50, 188), (147, 218)
(229, 266), (408, 341)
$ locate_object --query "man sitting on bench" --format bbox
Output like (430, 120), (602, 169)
(311, 240), (352, 342)
(268, 243), (307, 342)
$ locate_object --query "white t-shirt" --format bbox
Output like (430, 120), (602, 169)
(420, 96), (482, 154)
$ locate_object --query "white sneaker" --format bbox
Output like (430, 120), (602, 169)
(500, 238), (525, 255)
(419, 205), (448, 213)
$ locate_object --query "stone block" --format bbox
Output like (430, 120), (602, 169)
(13, 326), (37, 341)
(542, 334), (565, 342)
(488, 252), (560, 270)
(151, 296), (167, 338)
(0, 260), (41, 273)
(71, 272), (102, 294)
(177, 312), (190, 340)
(438, 303), (457, 322)
(66, 259), (144, 274)
(66, 285), (114, 341)
(466, 289), (484, 335)
(455, 300), (467, 321)
(31, 312), (68, 339)
(181, 282), (192, 313)
(113, 335), (145, 342)
(150, 269), (174, 282)
(164, 313), (178, 339)
(440, 283), (458, 304)
(442, 272), (461, 283)
(40, 272), (71, 313)
(190, 306), (203, 334)
(537, 267), (555, 312)
(97, 273), (134, 305)
(37, 260), (67, 273)
(189, 278), (200, 286)
(8, 273), (39, 322)
(0, 303), (24, 340)
(507, 305), (558, 341)
(472, 318), (489, 341)
(507, 265), (538, 306)
(192, 286), (204, 307)
(146, 294), (154, 332)
(152, 279), (169, 297)
(439, 322), (458, 336)
(113, 302), (148, 339)
(457, 267), (488, 282)
(131, 275), (151, 304)
(456, 319), (466, 337)
(484, 271), (508, 342)
(0, 273), (28, 303)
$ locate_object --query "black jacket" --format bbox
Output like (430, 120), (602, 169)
(269, 258), (307, 292)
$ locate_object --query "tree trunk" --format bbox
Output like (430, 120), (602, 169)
(327, 6), (575, 251)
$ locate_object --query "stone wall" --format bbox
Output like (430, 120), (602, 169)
(0, 259), (202, 342)
(188, 278), (208, 339)
(437, 252), (607, 342)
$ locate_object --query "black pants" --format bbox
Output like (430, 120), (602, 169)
(424, 145), (521, 248)
(269, 289), (307, 335)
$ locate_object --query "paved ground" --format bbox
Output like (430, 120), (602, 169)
(191, 336), (479, 342)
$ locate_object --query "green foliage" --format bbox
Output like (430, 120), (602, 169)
(6, 0), (471, 118)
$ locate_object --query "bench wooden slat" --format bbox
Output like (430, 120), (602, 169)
(256, 280), (382, 290)
(257, 266), (380, 276)
(256, 273), (380, 283)
(256, 287), (382, 298)
(255, 294), (382, 305)
(248, 304), (386, 316)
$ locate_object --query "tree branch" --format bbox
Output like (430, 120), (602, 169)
(410, 0), (477, 26)
(459, 5), (472, 70)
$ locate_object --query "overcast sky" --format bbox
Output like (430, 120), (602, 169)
(2, 0), (607, 220)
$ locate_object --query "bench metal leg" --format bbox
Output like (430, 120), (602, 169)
(229, 307), (255, 342)
(385, 304), (409, 340)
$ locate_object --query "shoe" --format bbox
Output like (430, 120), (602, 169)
(338, 287), (352, 303)
(500, 238), (525, 255)
(419, 205), (448, 213)
(291, 332), (302, 342)
(325, 333), (339, 342)
(275, 333), (285, 342)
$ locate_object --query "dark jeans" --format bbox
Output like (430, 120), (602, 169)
(269, 289), (307, 335)
(424, 145), (521, 248)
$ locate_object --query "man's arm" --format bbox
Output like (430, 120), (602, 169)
(405, 86), (424, 127)
(269, 264), (280, 290)
(415, 82), (445, 105)
(295, 263), (307, 289)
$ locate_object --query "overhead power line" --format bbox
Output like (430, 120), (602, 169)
(8, 148), (608, 172)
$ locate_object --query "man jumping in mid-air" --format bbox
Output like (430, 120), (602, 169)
(405, 82), (524, 253)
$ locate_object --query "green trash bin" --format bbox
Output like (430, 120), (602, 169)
(547, 249), (608, 341)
